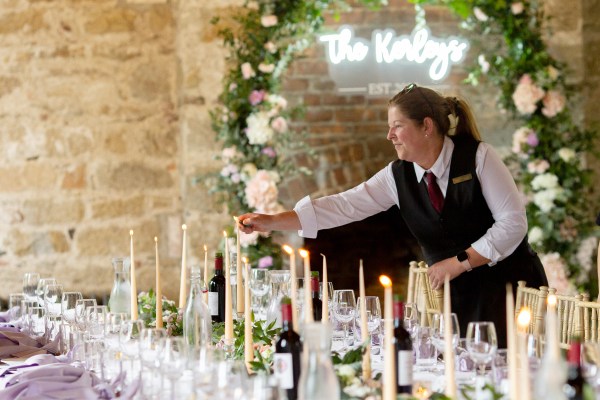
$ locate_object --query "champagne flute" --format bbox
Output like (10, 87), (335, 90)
(333, 289), (356, 350)
(466, 321), (498, 377)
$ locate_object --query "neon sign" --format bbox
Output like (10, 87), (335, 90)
(319, 25), (470, 95)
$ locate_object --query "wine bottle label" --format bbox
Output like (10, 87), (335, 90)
(273, 353), (294, 389)
(397, 350), (413, 385)
(208, 292), (219, 316)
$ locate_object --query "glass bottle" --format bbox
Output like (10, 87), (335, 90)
(393, 295), (413, 394)
(310, 271), (322, 322)
(184, 271), (212, 348)
(266, 270), (291, 328)
(108, 257), (131, 315)
(208, 252), (226, 322)
(564, 338), (592, 400)
(274, 296), (302, 400)
(298, 322), (340, 400)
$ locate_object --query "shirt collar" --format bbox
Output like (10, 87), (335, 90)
(414, 136), (454, 182)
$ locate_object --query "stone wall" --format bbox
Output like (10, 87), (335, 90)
(0, 0), (596, 302)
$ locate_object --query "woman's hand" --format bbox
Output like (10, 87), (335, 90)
(237, 213), (273, 234)
(427, 257), (464, 290)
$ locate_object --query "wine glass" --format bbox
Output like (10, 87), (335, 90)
(36, 278), (57, 304)
(332, 289), (356, 350)
(86, 305), (108, 340)
(431, 312), (460, 354)
(139, 328), (167, 397)
(466, 321), (498, 377)
(61, 291), (83, 324)
(250, 269), (270, 318)
(355, 296), (382, 349)
(8, 293), (25, 323)
(43, 283), (64, 317)
(160, 337), (189, 400)
(403, 302), (420, 338)
(22, 273), (40, 302)
(75, 298), (97, 329)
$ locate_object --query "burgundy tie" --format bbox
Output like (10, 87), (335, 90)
(425, 172), (444, 214)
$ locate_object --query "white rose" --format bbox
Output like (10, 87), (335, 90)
(528, 226), (544, 245)
(241, 163), (258, 181)
(531, 173), (559, 190)
(557, 148), (576, 162)
(246, 111), (274, 145)
(337, 364), (356, 378)
(511, 2), (524, 14)
(260, 15), (278, 27)
(258, 63), (275, 74)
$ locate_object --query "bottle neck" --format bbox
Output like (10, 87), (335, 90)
(214, 256), (223, 275)
(281, 303), (293, 331)
(393, 301), (404, 324)
(567, 341), (582, 366)
(310, 277), (319, 294)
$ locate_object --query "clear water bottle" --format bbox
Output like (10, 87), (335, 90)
(108, 257), (131, 315)
(184, 272), (212, 347)
(298, 322), (340, 400)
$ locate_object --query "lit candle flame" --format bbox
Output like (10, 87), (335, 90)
(547, 294), (557, 307)
(282, 244), (293, 255)
(203, 244), (207, 251)
(517, 307), (531, 331)
(154, 236), (158, 242)
(379, 275), (392, 287)
(299, 248), (309, 258)
(182, 224), (187, 230)
(223, 230), (227, 238)
(130, 230), (133, 236)
(242, 257), (248, 264)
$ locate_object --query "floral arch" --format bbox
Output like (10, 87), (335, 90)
(209, 0), (598, 293)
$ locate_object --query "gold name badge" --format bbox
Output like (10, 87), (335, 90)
(452, 173), (473, 184)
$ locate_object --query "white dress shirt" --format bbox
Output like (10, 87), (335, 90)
(293, 136), (527, 265)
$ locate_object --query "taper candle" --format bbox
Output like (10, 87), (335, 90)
(155, 237), (163, 329)
(244, 258), (253, 368)
(506, 284), (519, 400)
(203, 244), (208, 303)
(359, 260), (371, 380)
(179, 224), (188, 308)
(299, 249), (313, 323)
(443, 274), (456, 398)
(546, 294), (559, 359)
(321, 254), (329, 322)
(224, 231), (233, 343)
(283, 245), (298, 330)
(379, 275), (396, 400)
(234, 217), (244, 315)
(517, 308), (532, 400)
(129, 230), (138, 320)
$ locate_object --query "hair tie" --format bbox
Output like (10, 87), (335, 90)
(447, 113), (459, 136)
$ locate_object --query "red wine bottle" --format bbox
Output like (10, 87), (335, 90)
(393, 295), (412, 394)
(274, 297), (302, 400)
(208, 252), (226, 323)
(564, 337), (592, 400)
(310, 271), (322, 321)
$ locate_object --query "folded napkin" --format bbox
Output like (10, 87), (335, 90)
(0, 327), (60, 359)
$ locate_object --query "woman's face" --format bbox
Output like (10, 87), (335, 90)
(386, 106), (429, 164)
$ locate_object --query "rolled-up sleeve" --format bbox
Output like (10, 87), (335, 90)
(293, 164), (399, 238)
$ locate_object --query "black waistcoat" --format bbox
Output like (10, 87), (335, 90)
(391, 138), (494, 266)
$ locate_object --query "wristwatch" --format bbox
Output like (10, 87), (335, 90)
(457, 250), (472, 272)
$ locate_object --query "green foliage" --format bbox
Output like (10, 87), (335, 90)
(137, 289), (183, 336)
(410, 0), (599, 293)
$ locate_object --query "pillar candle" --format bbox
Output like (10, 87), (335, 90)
(129, 230), (138, 320)
(155, 237), (163, 329)
(244, 258), (253, 369)
(283, 245), (298, 330)
(506, 284), (519, 400)
(299, 249), (313, 323)
(203, 244), (208, 303)
(234, 217), (244, 315)
(517, 308), (532, 400)
(224, 231), (233, 343)
(443, 274), (456, 398)
(379, 275), (396, 400)
(179, 224), (188, 309)
(359, 259), (371, 380)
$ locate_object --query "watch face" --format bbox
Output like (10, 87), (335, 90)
(457, 251), (468, 262)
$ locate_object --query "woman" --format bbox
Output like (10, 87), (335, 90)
(238, 83), (548, 347)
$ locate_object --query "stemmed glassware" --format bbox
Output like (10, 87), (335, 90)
(355, 296), (381, 349)
(249, 269), (270, 319)
(466, 321), (498, 377)
(61, 292), (83, 324)
(22, 273), (40, 302)
(332, 289), (356, 350)
(139, 328), (167, 398)
(75, 298), (97, 329)
(43, 283), (64, 317)
(160, 337), (188, 400)
(36, 278), (57, 305)
(431, 312), (460, 354)
(403, 302), (420, 338)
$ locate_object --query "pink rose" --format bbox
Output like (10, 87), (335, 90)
(512, 74), (545, 114)
(258, 256), (273, 269)
(261, 147), (277, 158)
(260, 15), (278, 27)
(541, 90), (565, 118)
(526, 132), (539, 147)
(241, 62), (255, 80)
(248, 89), (266, 106)
(244, 170), (279, 212)
(270, 116), (288, 133)
(264, 41), (277, 53)
(511, 2), (524, 14)
(258, 63), (275, 74)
